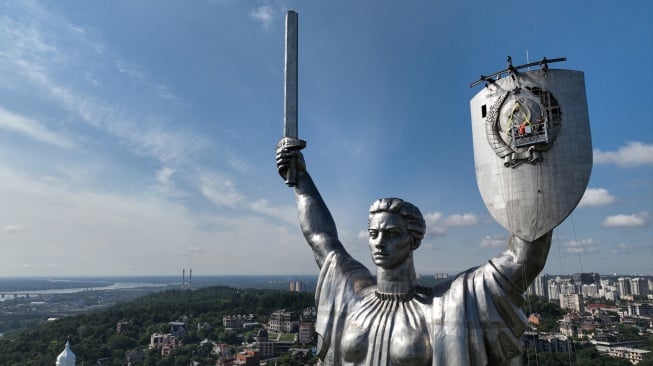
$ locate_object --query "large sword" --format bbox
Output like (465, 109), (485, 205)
(279, 10), (306, 187)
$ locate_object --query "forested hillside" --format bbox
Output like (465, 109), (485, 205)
(0, 286), (314, 365)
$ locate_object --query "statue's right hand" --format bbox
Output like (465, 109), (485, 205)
(276, 145), (306, 181)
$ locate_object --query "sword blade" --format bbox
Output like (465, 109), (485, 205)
(284, 10), (298, 138)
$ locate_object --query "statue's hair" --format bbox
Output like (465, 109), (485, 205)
(368, 198), (426, 248)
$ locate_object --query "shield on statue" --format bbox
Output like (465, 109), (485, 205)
(470, 67), (592, 241)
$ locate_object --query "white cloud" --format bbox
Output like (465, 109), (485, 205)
(151, 166), (188, 198)
(423, 212), (445, 237)
(611, 242), (653, 254)
(185, 246), (205, 254)
(199, 174), (243, 208)
(428, 226), (447, 237)
(136, 128), (211, 165)
(250, 5), (276, 28)
(424, 212), (443, 225)
(578, 188), (615, 207)
(443, 213), (479, 227)
(3, 225), (23, 234)
(0, 166), (201, 271)
(480, 235), (505, 248)
(0, 3), (208, 167)
(0, 165), (317, 276)
(227, 153), (251, 174)
(248, 199), (297, 225)
(114, 59), (146, 82)
(0, 105), (74, 149)
(602, 212), (649, 228)
(563, 238), (599, 254)
(423, 211), (479, 237)
(157, 166), (177, 185)
(0, 13), (64, 72)
(594, 141), (653, 167)
(616, 243), (634, 250)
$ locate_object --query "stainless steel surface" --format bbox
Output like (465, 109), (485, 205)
(276, 38), (590, 364)
(280, 10), (305, 187)
(284, 10), (298, 139)
(276, 147), (554, 365)
(470, 69), (592, 241)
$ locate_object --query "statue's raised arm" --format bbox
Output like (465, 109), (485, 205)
(489, 232), (552, 293)
(276, 146), (345, 269)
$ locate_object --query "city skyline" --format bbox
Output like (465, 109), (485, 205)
(0, 1), (651, 277)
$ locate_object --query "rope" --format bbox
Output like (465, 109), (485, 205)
(526, 164), (546, 366)
(569, 215), (584, 366)
(569, 214), (585, 273)
(494, 139), (514, 235)
(523, 261), (538, 366)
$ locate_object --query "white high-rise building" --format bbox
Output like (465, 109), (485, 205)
(548, 282), (561, 301)
(527, 274), (548, 297)
(604, 289), (619, 301)
(581, 284), (599, 299)
(56, 340), (76, 366)
(533, 274), (549, 298)
(560, 281), (577, 295)
(618, 278), (632, 298)
(560, 294), (584, 313)
(632, 278), (649, 297)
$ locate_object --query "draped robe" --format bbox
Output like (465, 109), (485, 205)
(315, 251), (527, 366)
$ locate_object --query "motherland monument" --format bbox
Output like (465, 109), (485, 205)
(276, 11), (592, 366)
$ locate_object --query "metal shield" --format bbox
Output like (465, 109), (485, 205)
(470, 69), (592, 241)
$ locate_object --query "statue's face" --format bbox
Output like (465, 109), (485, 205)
(368, 212), (413, 269)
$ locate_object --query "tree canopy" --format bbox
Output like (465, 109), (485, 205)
(0, 286), (314, 365)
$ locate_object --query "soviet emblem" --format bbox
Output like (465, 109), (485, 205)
(486, 86), (562, 167)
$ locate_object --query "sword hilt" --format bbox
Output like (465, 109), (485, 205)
(278, 137), (306, 187)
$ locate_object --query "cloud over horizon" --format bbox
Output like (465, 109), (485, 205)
(480, 235), (505, 248)
(564, 238), (600, 254)
(594, 142), (653, 167)
(423, 211), (480, 238)
(578, 188), (615, 208)
(0, 105), (75, 149)
(250, 5), (276, 28)
(602, 212), (649, 228)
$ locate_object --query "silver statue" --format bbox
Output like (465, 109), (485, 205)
(277, 12), (589, 364)
(277, 148), (551, 366)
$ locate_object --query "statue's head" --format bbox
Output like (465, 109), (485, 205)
(367, 198), (426, 269)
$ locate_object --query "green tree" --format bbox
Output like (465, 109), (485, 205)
(107, 334), (136, 351)
(639, 352), (653, 366)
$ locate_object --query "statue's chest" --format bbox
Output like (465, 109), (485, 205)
(340, 292), (433, 366)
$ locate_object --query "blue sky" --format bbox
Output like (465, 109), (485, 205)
(0, 0), (651, 277)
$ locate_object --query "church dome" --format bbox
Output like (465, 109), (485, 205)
(56, 340), (76, 366)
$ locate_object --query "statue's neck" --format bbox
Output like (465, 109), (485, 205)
(375, 256), (417, 295)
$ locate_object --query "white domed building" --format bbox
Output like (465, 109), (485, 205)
(56, 340), (76, 366)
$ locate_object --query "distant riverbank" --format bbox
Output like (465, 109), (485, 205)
(0, 278), (115, 292)
(0, 278), (174, 301)
(0, 275), (319, 296)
